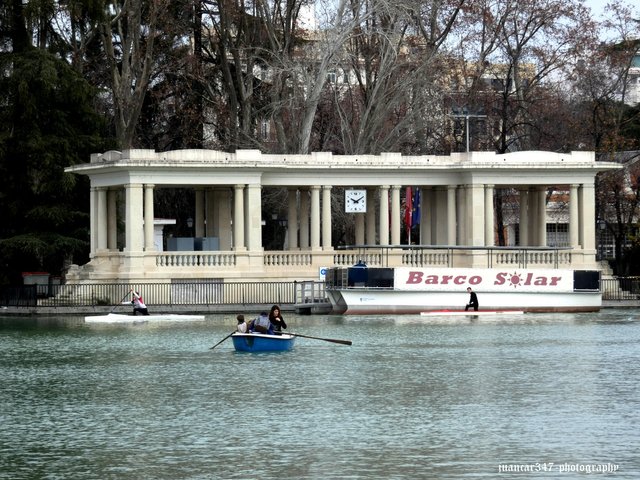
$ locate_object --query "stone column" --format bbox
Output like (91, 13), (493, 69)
(434, 188), (447, 245)
(300, 190), (310, 249)
(206, 189), (216, 238)
(107, 189), (118, 250)
(125, 183), (144, 253)
(233, 184), (245, 251)
(519, 188), (529, 246)
(484, 184), (495, 246)
(456, 186), (465, 246)
(466, 184), (485, 246)
(310, 185), (321, 250)
(144, 184), (155, 251)
(366, 188), (376, 245)
(287, 189), (298, 250)
(355, 214), (365, 245)
(218, 188), (232, 250)
(195, 188), (205, 238)
(537, 186), (547, 246)
(245, 184), (263, 251)
(580, 183), (596, 250)
(97, 187), (108, 251)
(430, 188), (440, 244)
(379, 186), (390, 245)
(322, 185), (332, 250)
(421, 187), (431, 245)
(90, 186), (97, 255)
(569, 184), (580, 248)
(391, 185), (401, 245)
(447, 185), (456, 245)
(528, 187), (539, 246)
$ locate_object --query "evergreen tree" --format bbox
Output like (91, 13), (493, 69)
(0, 48), (111, 285)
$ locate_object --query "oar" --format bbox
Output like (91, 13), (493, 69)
(210, 331), (236, 350)
(288, 332), (352, 346)
(110, 291), (131, 313)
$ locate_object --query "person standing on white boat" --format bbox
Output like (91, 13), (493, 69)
(130, 289), (150, 315)
(269, 305), (287, 334)
(236, 314), (248, 333)
(464, 287), (479, 312)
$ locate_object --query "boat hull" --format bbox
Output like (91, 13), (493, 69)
(327, 289), (601, 314)
(85, 313), (206, 323)
(420, 310), (525, 316)
(231, 333), (295, 352)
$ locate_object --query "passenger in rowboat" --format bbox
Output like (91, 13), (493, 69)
(236, 314), (248, 333)
(269, 305), (287, 334)
(249, 312), (273, 334)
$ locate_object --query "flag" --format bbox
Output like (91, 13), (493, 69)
(405, 187), (412, 239)
(412, 188), (421, 226)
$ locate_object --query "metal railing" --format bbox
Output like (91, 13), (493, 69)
(336, 244), (573, 268)
(0, 281), (300, 308)
(601, 277), (640, 301)
(3, 278), (638, 308)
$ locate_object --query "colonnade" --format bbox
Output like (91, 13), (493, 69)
(89, 181), (596, 256)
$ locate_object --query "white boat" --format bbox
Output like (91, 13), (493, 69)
(85, 313), (206, 323)
(325, 266), (602, 314)
(420, 310), (525, 316)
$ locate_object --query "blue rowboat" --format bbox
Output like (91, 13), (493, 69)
(231, 333), (295, 352)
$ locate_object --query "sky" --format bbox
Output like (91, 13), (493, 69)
(584, 0), (608, 15)
(582, 0), (639, 41)
(584, 0), (638, 17)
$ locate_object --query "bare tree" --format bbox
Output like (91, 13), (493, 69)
(100, 0), (164, 149)
(486, 0), (594, 152)
(567, 0), (640, 153)
(265, 0), (369, 154)
(596, 152), (640, 273)
(200, 0), (270, 150)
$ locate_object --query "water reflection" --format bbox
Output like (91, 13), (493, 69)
(1, 310), (639, 479)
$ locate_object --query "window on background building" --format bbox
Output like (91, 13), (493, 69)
(599, 228), (615, 259)
(547, 223), (569, 247)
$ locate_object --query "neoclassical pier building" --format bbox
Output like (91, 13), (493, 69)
(65, 149), (617, 285)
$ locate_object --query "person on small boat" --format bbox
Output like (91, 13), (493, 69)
(269, 305), (287, 334)
(249, 312), (272, 334)
(236, 314), (248, 333)
(464, 287), (479, 311)
(130, 289), (150, 315)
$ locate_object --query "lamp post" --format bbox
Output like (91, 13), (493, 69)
(186, 217), (193, 236)
(597, 219), (605, 260)
(449, 112), (487, 152)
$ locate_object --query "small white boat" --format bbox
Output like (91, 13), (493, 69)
(420, 310), (525, 316)
(85, 313), (206, 324)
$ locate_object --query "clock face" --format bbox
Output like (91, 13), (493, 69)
(345, 189), (367, 213)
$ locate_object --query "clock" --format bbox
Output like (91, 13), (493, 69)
(345, 189), (367, 213)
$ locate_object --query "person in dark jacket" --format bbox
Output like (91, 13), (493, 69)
(464, 287), (479, 311)
(269, 305), (287, 334)
(249, 312), (272, 334)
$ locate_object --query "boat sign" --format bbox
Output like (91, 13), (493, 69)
(396, 268), (574, 293)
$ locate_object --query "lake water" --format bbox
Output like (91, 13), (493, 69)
(1, 310), (639, 479)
